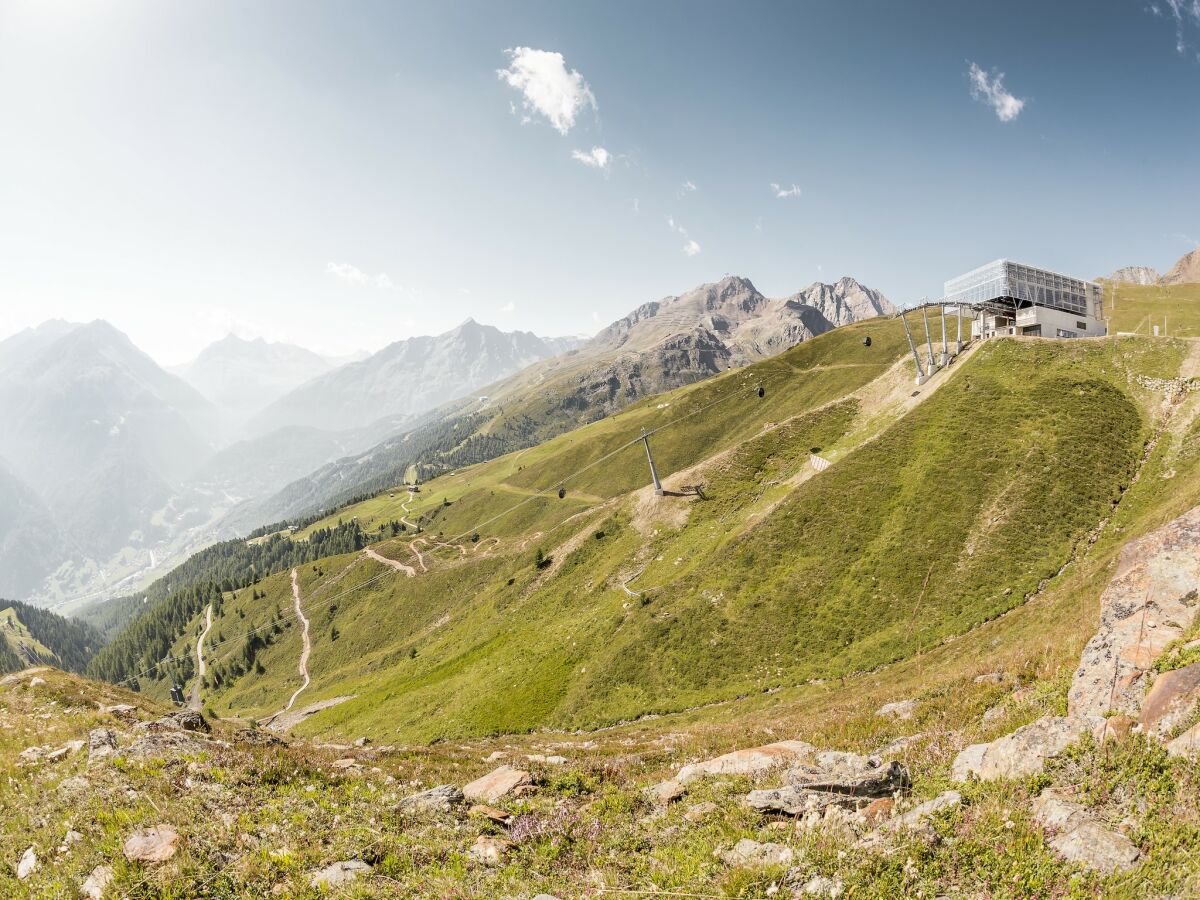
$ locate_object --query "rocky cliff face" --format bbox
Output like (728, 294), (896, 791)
(1160, 248), (1200, 286)
(1105, 266), (1161, 286)
(784, 277), (896, 327)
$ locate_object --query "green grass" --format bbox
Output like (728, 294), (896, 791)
(166, 334), (1187, 745)
(1105, 281), (1200, 338)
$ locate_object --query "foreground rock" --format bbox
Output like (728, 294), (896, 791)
(676, 740), (813, 784)
(746, 758), (909, 815)
(81, 864), (114, 899)
(463, 765), (531, 803)
(399, 784), (463, 814)
(308, 859), (372, 888)
(1032, 791), (1140, 874)
(16, 846), (38, 880)
(468, 835), (514, 866)
(88, 728), (118, 764)
(1167, 721), (1200, 758)
(718, 838), (794, 867)
(952, 716), (1094, 781)
(1068, 506), (1200, 720)
(1138, 662), (1200, 739)
(875, 699), (916, 720)
(123, 825), (181, 864)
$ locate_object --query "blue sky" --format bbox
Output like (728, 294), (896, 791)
(1, 0), (1197, 363)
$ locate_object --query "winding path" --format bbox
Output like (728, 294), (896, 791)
(364, 545), (417, 576)
(282, 568), (312, 713)
(189, 604), (213, 711)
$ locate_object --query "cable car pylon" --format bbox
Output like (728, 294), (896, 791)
(641, 427), (664, 496)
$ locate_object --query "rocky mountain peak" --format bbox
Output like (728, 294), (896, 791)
(1161, 248), (1200, 286)
(1105, 266), (1160, 286)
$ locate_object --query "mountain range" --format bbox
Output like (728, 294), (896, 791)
(1105, 248), (1200, 286)
(2, 274), (891, 607)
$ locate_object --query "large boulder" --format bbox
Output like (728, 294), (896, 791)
(1068, 506), (1200, 720)
(462, 765), (530, 803)
(676, 740), (814, 784)
(87, 728), (118, 764)
(951, 716), (1092, 781)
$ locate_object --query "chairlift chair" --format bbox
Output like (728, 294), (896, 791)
(756, 385), (765, 398)
(557, 486), (566, 499)
(863, 335), (872, 347)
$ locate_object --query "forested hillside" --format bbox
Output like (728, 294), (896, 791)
(0, 600), (102, 674)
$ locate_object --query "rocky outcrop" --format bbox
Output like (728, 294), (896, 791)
(1160, 248), (1200, 285)
(1068, 506), (1200, 720)
(1105, 266), (1160, 285)
(468, 836), (514, 866)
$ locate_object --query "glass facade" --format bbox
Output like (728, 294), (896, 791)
(944, 259), (1103, 319)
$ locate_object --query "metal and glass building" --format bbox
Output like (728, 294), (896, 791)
(944, 259), (1106, 339)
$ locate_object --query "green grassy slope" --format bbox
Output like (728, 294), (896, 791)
(1105, 280), (1200, 337)
(164, 329), (1189, 744)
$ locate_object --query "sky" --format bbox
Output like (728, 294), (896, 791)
(1, 0), (1198, 365)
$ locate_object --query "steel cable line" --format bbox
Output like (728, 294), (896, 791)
(110, 372), (783, 690)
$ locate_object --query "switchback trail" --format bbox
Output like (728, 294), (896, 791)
(364, 545), (416, 577)
(282, 568), (311, 714)
(189, 604), (213, 711)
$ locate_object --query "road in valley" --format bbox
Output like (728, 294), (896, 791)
(189, 603), (213, 710)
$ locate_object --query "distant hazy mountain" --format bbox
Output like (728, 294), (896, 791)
(1105, 266), (1160, 285)
(246, 319), (565, 435)
(1160, 248), (1200, 286)
(232, 274), (893, 529)
(0, 320), (216, 561)
(175, 335), (332, 429)
(0, 459), (63, 599)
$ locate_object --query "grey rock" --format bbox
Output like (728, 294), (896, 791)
(1032, 790), (1140, 874)
(1106, 266), (1160, 285)
(16, 846), (38, 880)
(123, 825), (180, 863)
(676, 740), (814, 784)
(718, 838), (794, 867)
(308, 859), (372, 888)
(645, 778), (686, 805)
(1050, 822), (1140, 874)
(950, 716), (1092, 781)
(1167, 721), (1200, 758)
(798, 874), (845, 897)
(398, 784), (463, 814)
(875, 699), (916, 720)
(81, 864), (113, 899)
(87, 728), (118, 763)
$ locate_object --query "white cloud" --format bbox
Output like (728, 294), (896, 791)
(631, 198), (640, 215)
(666, 215), (687, 236)
(326, 262), (395, 289)
(770, 182), (802, 199)
(498, 301), (515, 314)
(326, 261), (369, 285)
(682, 239), (701, 257)
(677, 180), (697, 198)
(967, 62), (1025, 122)
(571, 146), (611, 170)
(1160, 0), (1200, 54)
(498, 47), (596, 135)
